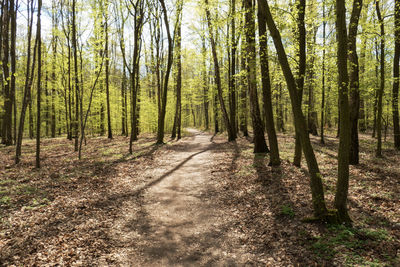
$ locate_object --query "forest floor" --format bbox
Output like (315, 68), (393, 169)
(0, 128), (399, 266)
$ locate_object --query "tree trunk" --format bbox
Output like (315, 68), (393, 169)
(205, 0), (235, 141)
(121, 67), (127, 136)
(348, 0), (363, 165)
(244, 0), (268, 153)
(16, 0), (36, 164)
(239, 45), (248, 136)
(72, 0), (79, 152)
(393, 0), (400, 149)
(172, 3), (183, 140)
(257, 2), (279, 164)
(36, 0), (42, 168)
(156, 0), (174, 144)
(105, 9), (112, 139)
(320, 1), (326, 144)
(202, 30), (209, 131)
(334, 0), (352, 223)
(259, 0), (329, 219)
(51, 1), (57, 138)
(307, 28), (318, 136)
(229, 0), (237, 139)
(375, 0), (384, 157)
(1, 0), (12, 146)
(293, 0), (306, 167)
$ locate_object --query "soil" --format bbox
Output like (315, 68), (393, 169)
(0, 129), (399, 266)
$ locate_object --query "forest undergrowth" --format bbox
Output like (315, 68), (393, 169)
(0, 131), (399, 266)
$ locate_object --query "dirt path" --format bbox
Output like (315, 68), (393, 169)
(108, 129), (253, 266)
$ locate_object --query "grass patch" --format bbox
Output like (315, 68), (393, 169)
(0, 196), (11, 205)
(310, 225), (394, 265)
(280, 204), (295, 218)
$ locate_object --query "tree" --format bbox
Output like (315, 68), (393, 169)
(171, 0), (183, 140)
(393, 0), (400, 150)
(375, 0), (385, 157)
(334, 0), (352, 223)
(257, 0), (280, 165)
(244, 0), (268, 153)
(228, 0), (237, 139)
(239, 43), (248, 136)
(72, 0), (80, 152)
(1, 0), (12, 146)
(320, 0), (326, 144)
(205, 0), (236, 142)
(156, 0), (174, 144)
(51, 0), (58, 138)
(36, 0), (42, 168)
(16, 0), (37, 164)
(348, 0), (363, 165)
(293, 0), (306, 167)
(259, 0), (329, 220)
(104, 1), (113, 139)
(10, 0), (17, 145)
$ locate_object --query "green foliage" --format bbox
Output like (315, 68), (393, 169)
(280, 204), (295, 218)
(310, 225), (394, 265)
(0, 196), (11, 206)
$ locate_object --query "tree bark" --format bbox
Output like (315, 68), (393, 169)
(156, 0), (174, 144)
(348, 0), (363, 165)
(393, 0), (400, 149)
(239, 45), (248, 136)
(334, 0), (352, 223)
(229, 0), (237, 139)
(172, 1), (183, 140)
(104, 5), (112, 139)
(244, 0), (268, 153)
(293, 0), (306, 167)
(205, 0), (235, 141)
(257, 1), (279, 164)
(259, 0), (329, 219)
(320, 1), (326, 144)
(16, 0), (36, 164)
(36, 0), (42, 168)
(375, 0), (384, 157)
(306, 28), (318, 136)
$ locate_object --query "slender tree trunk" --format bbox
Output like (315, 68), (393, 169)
(393, 0), (400, 149)
(156, 0), (174, 144)
(16, 0), (36, 164)
(375, 0), (384, 157)
(10, 0), (17, 145)
(51, 2), (57, 138)
(202, 31), (209, 130)
(320, 1), (326, 144)
(259, 0), (329, 219)
(205, 0), (235, 141)
(307, 28), (318, 136)
(334, 0), (352, 223)
(257, 1), (279, 164)
(72, 0), (79, 152)
(244, 0), (268, 153)
(172, 5), (182, 139)
(213, 76), (219, 133)
(121, 67), (127, 136)
(1, 0), (12, 146)
(36, 0), (42, 168)
(359, 29), (367, 132)
(372, 40), (379, 138)
(229, 0), (237, 138)
(105, 11), (112, 139)
(293, 0), (306, 167)
(45, 71), (50, 137)
(239, 46), (248, 136)
(348, 0), (363, 165)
